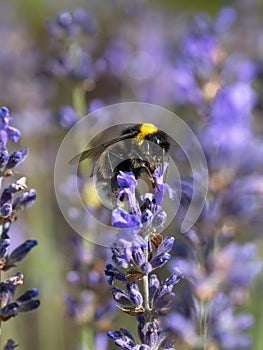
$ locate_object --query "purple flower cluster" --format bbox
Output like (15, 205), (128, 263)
(46, 4), (259, 132)
(105, 165), (183, 349)
(0, 107), (39, 348)
(46, 8), (97, 80)
(165, 240), (261, 347)
(202, 80), (258, 173)
(43, 4), (241, 135)
(163, 35), (262, 346)
(165, 64), (262, 348)
(112, 167), (174, 232)
(108, 318), (174, 350)
(0, 107), (21, 152)
(0, 273), (39, 321)
(65, 235), (114, 349)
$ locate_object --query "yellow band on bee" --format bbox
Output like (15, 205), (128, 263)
(136, 123), (158, 139)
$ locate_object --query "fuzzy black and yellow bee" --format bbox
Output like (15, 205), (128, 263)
(70, 123), (170, 196)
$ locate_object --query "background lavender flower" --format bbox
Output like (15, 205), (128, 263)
(201, 81), (258, 173)
(65, 234), (114, 350)
(3, 339), (18, 350)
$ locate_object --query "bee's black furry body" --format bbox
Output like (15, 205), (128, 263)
(70, 123), (170, 196)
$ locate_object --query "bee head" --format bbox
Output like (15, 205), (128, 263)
(145, 130), (170, 153)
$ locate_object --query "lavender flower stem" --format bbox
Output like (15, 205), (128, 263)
(142, 235), (150, 320)
(142, 274), (150, 318)
(198, 299), (210, 350)
(81, 325), (94, 350)
(107, 168), (182, 348)
(203, 300), (209, 350)
(72, 84), (86, 116)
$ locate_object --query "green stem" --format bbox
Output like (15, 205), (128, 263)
(198, 300), (203, 337)
(81, 325), (94, 350)
(142, 274), (150, 319)
(203, 300), (209, 350)
(72, 84), (87, 117)
(142, 235), (151, 322)
(198, 299), (210, 350)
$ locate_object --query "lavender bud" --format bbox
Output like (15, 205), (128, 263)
(111, 247), (130, 268)
(104, 264), (127, 285)
(0, 238), (10, 259)
(13, 189), (36, 211)
(15, 288), (39, 304)
(112, 337), (136, 349)
(6, 126), (21, 143)
(127, 282), (143, 307)
(112, 208), (141, 229)
(0, 130), (8, 151)
(234, 313), (254, 330)
(0, 203), (12, 218)
(0, 150), (9, 167)
(153, 290), (175, 310)
(0, 303), (19, 320)
(6, 147), (28, 169)
(149, 274), (160, 300)
(3, 339), (18, 350)
(7, 240), (37, 266)
(72, 7), (86, 24)
(57, 12), (72, 30)
(150, 253), (171, 269)
(152, 209), (167, 228)
(111, 287), (133, 307)
(0, 285), (14, 307)
(58, 105), (78, 129)
(140, 262), (152, 274)
(156, 237), (175, 255)
(153, 274), (181, 310)
(1, 188), (12, 206)
(132, 247), (146, 267)
(17, 299), (40, 312)
(166, 272), (183, 288)
(141, 209), (153, 226)
(137, 314), (146, 343)
(0, 107), (11, 125)
(145, 321), (158, 348)
(108, 329), (138, 349)
(117, 171), (137, 188)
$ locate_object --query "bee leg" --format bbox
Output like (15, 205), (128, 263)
(111, 175), (120, 198)
(105, 152), (116, 174)
(141, 162), (161, 192)
(149, 175), (158, 190)
(151, 176), (161, 192)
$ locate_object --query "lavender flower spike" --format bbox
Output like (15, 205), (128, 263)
(0, 106), (39, 346)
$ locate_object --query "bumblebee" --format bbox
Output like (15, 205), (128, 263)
(70, 123), (170, 195)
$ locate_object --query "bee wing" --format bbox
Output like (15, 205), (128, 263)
(69, 131), (138, 165)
